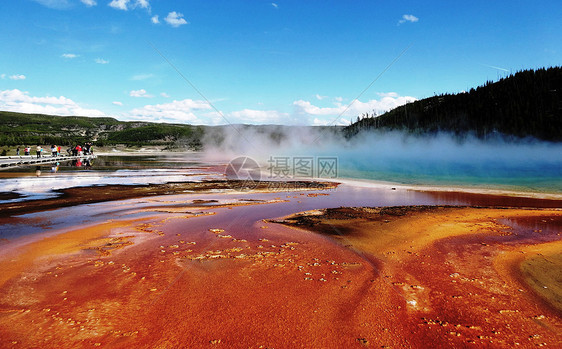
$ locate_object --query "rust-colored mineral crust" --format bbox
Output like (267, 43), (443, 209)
(1, 204), (560, 348)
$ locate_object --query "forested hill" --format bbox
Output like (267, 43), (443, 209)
(0, 111), (204, 148)
(345, 67), (562, 141)
(0, 111), (339, 149)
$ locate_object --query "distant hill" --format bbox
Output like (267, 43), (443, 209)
(345, 67), (562, 141)
(0, 111), (204, 148)
(0, 111), (341, 149)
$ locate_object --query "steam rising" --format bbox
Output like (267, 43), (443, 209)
(202, 126), (562, 192)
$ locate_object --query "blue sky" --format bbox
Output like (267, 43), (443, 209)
(0, 0), (560, 125)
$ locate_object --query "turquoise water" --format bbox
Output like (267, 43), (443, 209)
(294, 134), (562, 194)
(338, 158), (562, 193)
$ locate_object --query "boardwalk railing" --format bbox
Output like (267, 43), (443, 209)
(0, 154), (97, 169)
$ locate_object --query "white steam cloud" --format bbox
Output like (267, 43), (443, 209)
(202, 126), (562, 192)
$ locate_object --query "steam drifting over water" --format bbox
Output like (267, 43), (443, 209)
(202, 126), (562, 192)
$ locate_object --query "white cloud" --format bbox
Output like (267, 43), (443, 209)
(293, 93), (417, 125)
(109, 0), (150, 11)
(108, 91), (418, 126)
(0, 74), (5, 79)
(334, 96), (343, 102)
(315, 94), (327, 100)
(61, 53), (78, 59)
(293, 100), (341, 116)
(9, 75), (26, 80)
(123, 102), (288, 125)
(129, 89), (153, 98)
(124, 93), (416, 126)
(164, 11), (188, 27)
(95, 58), (109, 64)
(312, 117), (342, 126)
(112, 101), (123, 106)
(229, 109), (289, 124)
(108, 0), (129, 10)
(125, 99), (212, 124)
(151, 15), (159, 24)
(271, 3), (278, 9)
(0, 89), (105, 117)
(398, 14), (419, 25)
(136, 0), (149, 9)
(80, 0), (96, 6)
(131, 73), (154, 80)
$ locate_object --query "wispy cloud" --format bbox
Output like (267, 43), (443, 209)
(160, 92), (170, 98)
(0, 89), (105, 117)
(129, 89), (153, 98)
(131, 73), (154, 81)
(151, 15), (159, 24)
(0, 74), (5, 80)
(164, 11), (188, 27)
(95, 58), (109, 64)
(80, 0), (96, 6)
(9, 75), (26, 80)
(32, 0), (71, 10)
(480, 63), (510, 72)
(61, 53), (79, 59)
(315, 94), (328, 100)
(377, 92), (399, 98)
(271, 3), (279, 9)
(398, 14), (419, 25)
(136, 0), (149, 10)
(112, 101), (123, 106)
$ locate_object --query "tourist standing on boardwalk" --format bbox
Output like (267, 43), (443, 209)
(84, 142), (92, 155)
(51, 145), (57, 157)
(36, 145), (42, 158)
(24, 146), (30, 156)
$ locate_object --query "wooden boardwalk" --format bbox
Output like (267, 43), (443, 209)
(0, 154), (97, 169)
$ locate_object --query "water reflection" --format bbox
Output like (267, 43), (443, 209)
(0, 154), (222, 204)
(497, 216), (562, 245)
(70, 158), (92, 169)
